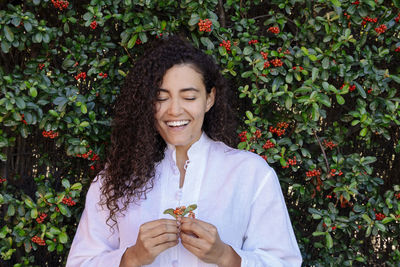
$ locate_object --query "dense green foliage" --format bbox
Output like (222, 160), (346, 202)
(1, 0), (400, 265)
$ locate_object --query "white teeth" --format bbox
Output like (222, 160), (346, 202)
(166, 120), (189, 127)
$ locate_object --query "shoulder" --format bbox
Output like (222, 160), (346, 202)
(209, 139), (273, 173)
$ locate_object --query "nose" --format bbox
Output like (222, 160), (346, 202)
(167, 98), (183, 116)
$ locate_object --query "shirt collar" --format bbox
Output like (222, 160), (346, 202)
(165, 132), (212, 164)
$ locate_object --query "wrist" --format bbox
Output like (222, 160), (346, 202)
(120, 245), (141, 267)
(218, 244), (241, 267)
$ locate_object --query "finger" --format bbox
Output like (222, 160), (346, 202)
(181, 217), (216, 232)
(149, 223), (180, 238)
(141, 219), (178, 231)
(180, 237), (202, 256)
(180, 219), (210, 240)
(151, 233), (180, 247)
(180, 231), (207, 250)
(152, 240), (179, 257)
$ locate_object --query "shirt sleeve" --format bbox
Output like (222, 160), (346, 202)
(66, 177), (128, 267)
(230, 167), (302, 267)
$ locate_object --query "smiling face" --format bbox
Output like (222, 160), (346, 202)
(155, 64), (215, 152)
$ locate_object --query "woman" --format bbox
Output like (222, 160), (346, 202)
(66, 35), (302, 267)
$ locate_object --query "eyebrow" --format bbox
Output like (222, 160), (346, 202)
(158, 87), (200, 93)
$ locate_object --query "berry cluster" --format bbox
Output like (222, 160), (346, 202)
(395, 13), (400, 23)
(352, 0), (360, 5)
(395, 192), (400, 199)
(198, 19), (212, 32)
(248, 39), (258, 45)
(326, 194), (333, 199)
(263, 61), (270, 69)
(76, 149), (99, 161)
(292, 66), (304, 71)
(262, 140), (275, 150)
(375, 212), (386, 221)
(282, 156), (297, 169)
(219, 40), (231, 52)
(239, 131), (247, 142)
(395, 47), (400, 52)
(99, 72), (108, 78)
(0, 178), (6, 183)
(21, 114), (27, 125)
(331, 226), (337, 230)
(253, 129), (262, 139)
(267, 27), (280, 34)
(73, 61), (79, 67)
(42, 131), (59, 139)
(340, 83), (356, 92)
(36, 213), (47, 224)
(173, 206), (185, 216)
(306, 169), (321, 177)
(38, 63), (45, 70)
(323, 140), (337, 150)
(269, 122), (289, 137)
(330, 169), (343, 176)
(270, 58), (283, 67)
(260, 51), (268, 60)
(74, 72), (87, 81)
(361, 16), (377, 26)
(343, 12), (351, 20)
(90, 21), (97, 30)
(31, 235), (46, 246)
(62, 196), (76, 206)
(375, 24), (387, 34)
(136, 38), (142, 45)
(367, 88), (373, 94)
(51, 0), (69, 10)
(261, 155), (267, 161)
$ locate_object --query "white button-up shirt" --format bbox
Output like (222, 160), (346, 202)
(66, 133), (302, 267)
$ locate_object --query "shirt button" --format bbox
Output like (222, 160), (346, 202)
(175, 190), (182, 200)
(171, 259), (178, 267)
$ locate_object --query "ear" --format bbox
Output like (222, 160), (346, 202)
(206, 87), (216, 112)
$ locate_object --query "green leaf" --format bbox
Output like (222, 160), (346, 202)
(285, 73), (293, 84)
(62, 179), (70, 189)
(330, 0), (341, 6)
(322, 57), (330, 69)
(163, 208), (176, 218)
(24, 22), (32, 32)
(336, 94), (345, 105)
(1, 42), (11, 53)
(81, 104), (87, 114)
(325, 233), (333, 249)
(360, 128), (368, 137)
(188, 13), (200, 26)
(390, 75), (400, 84)
(4, 26), (14, 42)
(80, 121), (89, 127)
(30, 87), (38, 98)
(312, 68), (319, 82)
(127, 34), (138, 49)
(31, 208), (38, 219)
(15, 97), (26, 109)
(243, 46), (253, 56)
(318, 94), (331, 107)
(7, 204), (15, 216)
(49, 110), (59, 117)
(59, 232), (68, 244)
(70, 183), (82, 191)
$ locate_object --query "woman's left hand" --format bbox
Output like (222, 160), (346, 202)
(178, 217), (239, 266)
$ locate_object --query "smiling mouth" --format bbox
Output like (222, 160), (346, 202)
(166, 120), (190, 127)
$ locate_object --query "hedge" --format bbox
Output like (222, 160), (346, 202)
(1, 0), (400, 266)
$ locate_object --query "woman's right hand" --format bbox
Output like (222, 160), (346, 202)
(120, 219), (180, 267)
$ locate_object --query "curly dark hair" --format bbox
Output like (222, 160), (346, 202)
(100, 35), (238, 227)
